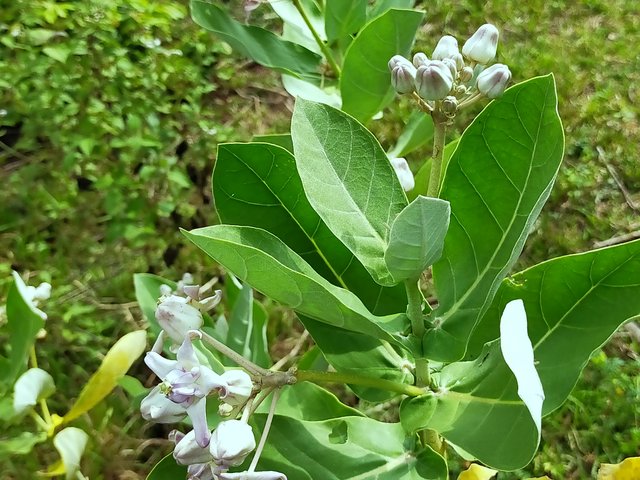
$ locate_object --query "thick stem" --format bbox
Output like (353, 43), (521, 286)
(292, 0), (341, 78)
(296, 369), (425, 397)
(427, 112), (447, 198)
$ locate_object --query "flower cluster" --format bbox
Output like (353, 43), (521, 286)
(141, 274), (286, 480)
(388, 24), (512, 114)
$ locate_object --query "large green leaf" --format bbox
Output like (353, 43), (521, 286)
(426, 75), (564, 361)
(368, 0), (416, 19)
(292, 98), (408, 286)
(190, 1), (321, 79)
(385, 196), (450, 282)
(402, 342), (540, 470)
(1, 272), (47, 385)
(146, 454), (186, 480)
(387, 110), (434, 159)
(183, 225), (409, 348)
(254, 414), (448, 480)
(325, 0), (367, 44)
(468, 239), (640, 414)
(341, 9), (424, 122)
(213, 142), (406, 315)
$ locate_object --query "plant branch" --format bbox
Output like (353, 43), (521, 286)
(248, 389), (280, 472)
(291, 0), (341, 78)
(296, 369), (426, 397)
(199, 331), (271, 376)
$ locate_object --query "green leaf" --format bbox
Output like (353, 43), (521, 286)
(325, 0), (367, 44)
(147, 454), (187, 480)
(426, 75), (565, 362)
(254, 415), (448, 480)
(341, 9), (424, 122)
(213, 142), (406, 315)
(13, 368), (55, 415)
(183, 225), (408, 347)
(469, 239), (640, 415)
(282, 74), (341, 108)
(405, 342), (540, 470)
(0, 432), (47, 458)
(385, 196), (450, 282)
(133, 273), (175, 335)
(63, 330), (147, 423)
(190, 1), (321, 79)
(387, 110), (434, 159)
(1, 272), (47, 385)
(292, 98), (408, 286)
(268, 0), (326, 42)
(250, 134), (293, 152)
(369, 0), (416, 19)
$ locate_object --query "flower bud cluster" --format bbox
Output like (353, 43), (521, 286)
(142, 274), (286, 479)
(387, 24), (512, 114)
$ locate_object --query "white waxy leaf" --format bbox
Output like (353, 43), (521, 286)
(13, 368), (55, 415)
(53, 427), (89, 480)
(500, 299), (545, 432)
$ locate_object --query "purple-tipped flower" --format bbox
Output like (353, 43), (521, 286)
(388, 55), (416, 94)
(462, 24), (499, 64)
(155, 295), (204, 343)
(209, 420), (256, 468)
(432, 35), (459, 60)
(140, 385), (188, 423)
(412, 52), (429, 68)
(477, 63), (511, 98)
(172, 429), (215, 466)
(144, 332), (228, 447)
(415, 61), (453, 101)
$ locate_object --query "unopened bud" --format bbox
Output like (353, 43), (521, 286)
(388, 54), (411, 72)
(182, 284), (200, 300)
(432, 35), (459, 60)
(173, 429), (214, 465)
(390, 157), (415, 192)
(220, 370), (253, 406)
(412, 52), (429, 68)
(451, 52), (464, 70)
(209, 420), (256, 468)
(441, 58), (457, 78)
(391, 63), (416, 94)
(477, 63), (511, 98)
(459, 66), (474, 83)
(155, 295), (204, 343)
(442, 96), (458, 118)
(414, 61), (453, 101)
(462, 24), (499, 64)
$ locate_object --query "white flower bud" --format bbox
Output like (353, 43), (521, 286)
(173, 429), (214, 465)
(391, 63), (416, 94)
(160, 284), (173, 296)
(182, 284), (201, 300)
(33, 283), (52, 301)
(432, 35), (459, 60)
(459, 66), (474, 83)
(451, 52), (465, 70)
(462, 24), (499, 64)
(412, 52), (429, 68)
(414, 61), (453, 101)
(389, 158), (415, 192)
(477, 63), (511, 98)
(442, 96), (458, 118)
(388, 54), (411, 72)
(155, 295), (204, 343)
(220, 370), (253, 406)
(441, 58), (457, 79)
(209, 420), (256, 467)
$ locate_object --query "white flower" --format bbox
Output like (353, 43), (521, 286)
(172, 429), (215, 466)
(432, 35), (459, 60)
(144, 332), (228, 446)
(390, 158), (415, 192)
(220, 370), (253, 406)
(155, 295), (204, 343)
(476, 63), (511, 98)
(140, 385), (187, 423)
(209, 420), (256, 468)
(412, 52), (429, 68)
(462, 24), (499, 64)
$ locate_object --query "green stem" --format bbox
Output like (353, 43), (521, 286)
(427, 112), (447, 198)
(29, 346), (53, 425)
(199, 331), (271, 377)
(292, 0), (341, 78)
(296, 369), (425, 397)
(404, 280), (431, 387)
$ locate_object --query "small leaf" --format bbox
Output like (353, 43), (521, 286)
(43, 45), (71, 63)
(63, 330), (147, 423)
(42, 427), (88, 480)
(385, 196), (450, 282)
(0, 432), (47, 458)
(13, 368), (55, 415)
(598, 457), (640, 480)
(457, 464), (498, 480)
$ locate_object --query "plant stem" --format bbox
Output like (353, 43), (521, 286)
(248, 389), (280, 472)
(427, 112), (447, 198)
(404, 279), (425, 338)
(199, 331), (270, 377)
(291, 0), (341, 78)
(296, 369), (425, 397)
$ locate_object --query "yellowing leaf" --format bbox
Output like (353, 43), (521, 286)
(63, 330), (147, 423)
(598, 457), (640, 480)
(457, 464), (498, 480)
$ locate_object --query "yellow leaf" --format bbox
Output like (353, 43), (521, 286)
(62, 330), (147, 423)
(457, 464), (498, 480)
(598, 457), (640, 480)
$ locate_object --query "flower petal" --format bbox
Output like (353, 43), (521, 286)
(186, 398), (211, 447)
(176, 332), (200, 369)
(144, 352), (178, 379)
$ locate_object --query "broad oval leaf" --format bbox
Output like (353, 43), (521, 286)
(147, 453), (187, 480)
(183, 225), (409, 348)
(325, 0), (367, 44)
(468, 238), (640, 415)
(385, 196), (450, 282)
(213, 142), (406, 315)
(253, 414), (448, 480)
(341, 9), (424, 122)
(63, 330), (147, 423)
(292, 98), (408, 286)
(13, 368), (55, 415)
(426, 75), (565, 362)
(190, 1), (321, 79)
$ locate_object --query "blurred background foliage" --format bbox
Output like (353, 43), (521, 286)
(0, 0), (638, 478)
